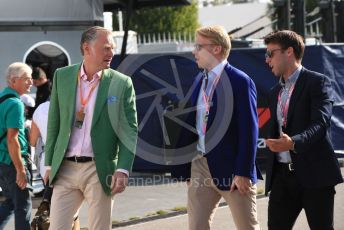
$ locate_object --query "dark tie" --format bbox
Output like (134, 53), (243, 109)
(203, 71), (209, 92)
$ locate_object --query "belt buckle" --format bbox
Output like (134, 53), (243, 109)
(288, 163), (294, 171)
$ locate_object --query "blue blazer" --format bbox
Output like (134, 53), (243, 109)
(265, 67), (343, 195)
(173, 63), (262, 190)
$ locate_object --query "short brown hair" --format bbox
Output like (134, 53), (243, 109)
(264, 30), (305, 61)
(32, 67), (47, 80)
(196, 25), (231, 59)
(80, 26), (112, 55)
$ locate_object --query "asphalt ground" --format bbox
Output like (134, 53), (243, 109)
(3, 165), (344, 230)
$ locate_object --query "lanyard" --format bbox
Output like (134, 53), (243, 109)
(199, 68), (223, 134)
(77, 70), (103, 112)
(278, 83), (295, 127)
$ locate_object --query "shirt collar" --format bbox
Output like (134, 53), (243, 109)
(208, 59), (227, 79)
(80, 62), (102, 82)
(279, 65), (302, 88)
(4, 87), (20, 98)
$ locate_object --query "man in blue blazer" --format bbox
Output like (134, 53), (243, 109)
(264, 30), (343, 230)
(174, 25), (261, 230)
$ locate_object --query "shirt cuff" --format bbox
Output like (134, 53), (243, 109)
(116, 168), (129, 177)
(291, 136), (297, 153)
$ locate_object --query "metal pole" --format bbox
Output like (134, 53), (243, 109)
(119, 0), (133, 63)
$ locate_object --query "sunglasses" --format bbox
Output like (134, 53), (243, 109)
(265, 48), (283, 58)
(194, 43), (216, 51)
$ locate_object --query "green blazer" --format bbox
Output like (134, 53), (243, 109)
(45, 63), (138, 195)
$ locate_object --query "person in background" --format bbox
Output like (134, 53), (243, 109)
(264, 30), (343, 230)
(20, 94), (35, 122)
(32, 66), (51, 111)
(0, 62), (33, 230)
(30, 101), (80, 229)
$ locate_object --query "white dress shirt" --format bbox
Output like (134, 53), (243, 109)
(196, 59), (227, 154)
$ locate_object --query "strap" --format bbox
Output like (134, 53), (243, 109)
(0, 94), (17, 142)
(0, 131), (6, 143)
(0, 94), (16, 104)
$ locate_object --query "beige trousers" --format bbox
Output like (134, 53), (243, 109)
(187, 157), (260, 230)
(49, 160), (113, 230)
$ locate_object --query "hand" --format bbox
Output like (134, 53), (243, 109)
(265, 133), (294, 152)
(16, 169), (27, 190)
(43, 168), (51, 186)
(111, 171), (128, 195)
(230, 175), (252, 195)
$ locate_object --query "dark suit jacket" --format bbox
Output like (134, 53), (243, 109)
(173, 63), (262, 190)
(265, 67), (343, 195)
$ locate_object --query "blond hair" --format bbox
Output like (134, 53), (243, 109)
(6, 62), (32, 85)
(196, 25), (231, 59)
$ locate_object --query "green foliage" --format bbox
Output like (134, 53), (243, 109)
(113, 1), (198, 37)
(171, 206), (187, 212)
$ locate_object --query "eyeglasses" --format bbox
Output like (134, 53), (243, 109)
(194, 43), (216, 51)
(265, 48), (283, 59)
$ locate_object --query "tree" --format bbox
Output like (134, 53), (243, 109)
(113, 1), (199, 39)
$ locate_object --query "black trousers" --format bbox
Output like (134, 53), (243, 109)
(268, 163), (336, 230)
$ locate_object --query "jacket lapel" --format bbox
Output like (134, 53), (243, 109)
(270, 85), (281, 138)
(66, 64), (80, 127)
(207, 64), (230, 129)
(286, 67), (307, 127)
(91, 69), (111, 128)
(191, 74), (203, 107)
(271, 85), (280, 123)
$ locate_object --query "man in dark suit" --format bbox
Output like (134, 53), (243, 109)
(175, 25), (261, 230)
(264, 30), (343, 230)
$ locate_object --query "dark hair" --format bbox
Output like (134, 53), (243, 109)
(80, 26), (112, 55)
(32, 67), (47, 80)
(264, 30), (305, 61)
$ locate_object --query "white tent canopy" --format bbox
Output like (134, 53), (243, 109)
(0, 0), (103, 22)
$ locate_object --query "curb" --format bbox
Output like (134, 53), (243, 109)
(110, 159), (344, 228)
(111, 194), (267, 228)
(112, 209), (187, 228)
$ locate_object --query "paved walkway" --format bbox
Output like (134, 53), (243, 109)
(114, 182), (344, 229)
(4, 168), (344, 230)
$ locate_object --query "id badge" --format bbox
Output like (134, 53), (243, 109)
(203, 111), (209, 123)
(75, 110), (85, 129)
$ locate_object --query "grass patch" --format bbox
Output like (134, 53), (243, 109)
(156, 210), (168, 215)
(129, 216), (141, 221)
(145, 212), (156, 217)
(171, 206), (187, 212)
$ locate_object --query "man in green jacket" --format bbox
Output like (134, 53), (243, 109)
(45, 26), (138, 230)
